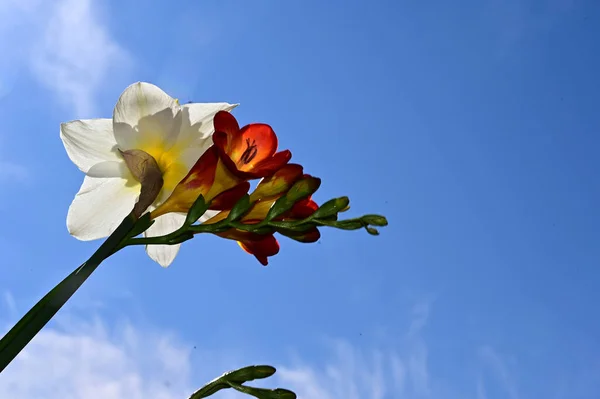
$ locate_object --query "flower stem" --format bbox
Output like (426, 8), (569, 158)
(0, 213), (138, 373)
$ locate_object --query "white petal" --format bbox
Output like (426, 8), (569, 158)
(60, 119), (120, 173)
(113, 82), (182, 152)
(198, 210), (219, 224)
(144, 213), (186, 267)
(67, 176), (140, 241)
(178, 102), (239, 147)
(86, 161), (128, 178)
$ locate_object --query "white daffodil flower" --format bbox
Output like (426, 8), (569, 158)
(61, 82), (237, 267)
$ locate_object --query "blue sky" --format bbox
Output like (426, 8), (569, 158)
(0, 0), (599, 398)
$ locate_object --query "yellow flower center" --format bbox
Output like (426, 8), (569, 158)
(137, 142), (189, 204)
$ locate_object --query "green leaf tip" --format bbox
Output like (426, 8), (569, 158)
(185, 195), (209, 226)
(361, 214), (388, 226)
(310, 196), (349, 219)
(189, 364), (284, 399)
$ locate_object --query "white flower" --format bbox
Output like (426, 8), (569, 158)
(60, 82), (237, 267)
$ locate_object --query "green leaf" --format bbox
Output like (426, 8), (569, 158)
(310, 197), (350, 219)
(189, 365), (277, 398)
(228, 382), (297, 399)
(227, 194), (253, 222)
(0, 214), (137, 373)
(185, 195), (209, 225)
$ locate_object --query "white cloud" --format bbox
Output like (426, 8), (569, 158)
(278, 301), (434, 399)
(0, 300), (437, 399)
(0, 0), (131, 116)
(0, 318), (193, 399)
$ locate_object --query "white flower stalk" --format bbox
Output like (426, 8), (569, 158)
(60, 82), (237, 267)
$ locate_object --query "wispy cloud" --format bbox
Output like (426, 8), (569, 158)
(0, 300), (437, 399)
(0, 317), (194, 399)
(30, 0), (131, 116)
(0, 0), (131, 116)
(278, 301), (434, 399)
(478, 345), (520, 399)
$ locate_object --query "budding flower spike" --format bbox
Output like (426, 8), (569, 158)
(120, 110), (388, 266)
(0, 82), (388, 397)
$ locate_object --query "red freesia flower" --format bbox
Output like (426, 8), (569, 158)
(212, 111), (291, 179)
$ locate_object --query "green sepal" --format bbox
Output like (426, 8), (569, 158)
(264, 177), (320, 221)
(185, 195), (209, 226)
(284, 176), (321, 203)
(360, 214), (388, 226)
(264, 196), (295, 221)
(227, 194), (253, 222)
(365, 226), (380, 235)
(309, 197), (349, 220)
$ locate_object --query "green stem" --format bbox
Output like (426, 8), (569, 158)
(124, 220), (231, 247)
(0, 213), (138, 373)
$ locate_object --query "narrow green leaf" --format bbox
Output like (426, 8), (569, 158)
(185, 195), (209, 225)
(0, 214), (137, 373)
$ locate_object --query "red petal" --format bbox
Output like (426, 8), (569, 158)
(239, 234), (280, 266)
(180, 146), (219, 190)
(287, 198), (319, 219)
(282, 227), (321, 243)
(214, 111), (240, 131)
(212, 131), (229, 151)
(209, 181), (251, 211)
(232, 123), (278, 172)
(246, 150), (292, 178)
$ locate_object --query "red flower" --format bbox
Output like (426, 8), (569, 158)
(212, 111), (291, 179)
